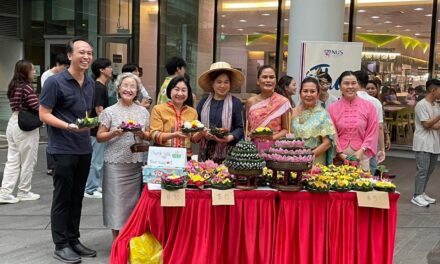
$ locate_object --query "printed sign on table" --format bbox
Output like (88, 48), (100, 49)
(357, 191), (390, 209)
(212, 189), (235, 206)
(147, 146), (187, 168)
(161, 189), (186, 207)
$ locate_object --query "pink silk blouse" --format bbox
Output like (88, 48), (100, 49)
(328, 96), (379, 158)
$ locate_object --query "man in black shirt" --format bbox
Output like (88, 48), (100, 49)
(84, 58), (112, 198)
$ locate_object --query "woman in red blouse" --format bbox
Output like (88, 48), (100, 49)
(0, 60), (40, 204)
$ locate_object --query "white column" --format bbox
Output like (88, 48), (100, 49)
(287, 0), (345, 82)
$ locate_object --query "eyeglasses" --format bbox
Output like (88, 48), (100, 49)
(120, 84), (137, 89)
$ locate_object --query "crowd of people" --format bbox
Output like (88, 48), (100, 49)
(1, 37), (440, 263)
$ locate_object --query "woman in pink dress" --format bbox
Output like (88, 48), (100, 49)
(328, 71), (378, 171)
(246, 65), (291, 152)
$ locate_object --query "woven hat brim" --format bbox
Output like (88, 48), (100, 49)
(198, 68), (245, 92)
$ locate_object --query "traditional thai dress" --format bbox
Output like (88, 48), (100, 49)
(248, 92), (291, 152)
(196, 93), (244, 163)
(328, 96), (378, 171)
(291, 104), (336, 165)
(150, 101), (198, 157)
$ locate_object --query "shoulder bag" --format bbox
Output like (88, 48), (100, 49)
(17, 85), (42, 131)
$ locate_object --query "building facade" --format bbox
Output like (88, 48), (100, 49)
(0, 0), (439, 129)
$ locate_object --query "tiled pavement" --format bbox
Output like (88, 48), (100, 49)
(1, 145), (440, 264)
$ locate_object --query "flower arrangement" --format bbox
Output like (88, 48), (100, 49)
(161, 174), (186, 190)
(210, 165), (234, 189)
(210, 127), (230, 138)
(76, 116), (99, 128)
(254, 127), (272, 134)
(182, 120), (204, 133)
(374, 181), (396, 192)
(352, 178), (374, 192)
(307, 180), (331, 192)
(119, 119), (142, 132)
(187, 173), (209, 189)
(303, 164), (378, 192)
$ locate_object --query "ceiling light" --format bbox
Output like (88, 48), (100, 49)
(371, 16), (380, 19)
(258, 24), (265, 27)
(395, 25), (403, 28)
(356, 26), (362, 29)
(400, 11), (405, 14)
(221, 25), (225, 28)
(284, 18), (288, 21)
(404, 29), (411, 31)
(415, 33), (421, 36)
(425, 14), (432, 17)
(344, 22), (349, 25)
(237, 28), (244, 31)
(239, 19), (247, 22)
(221, 14), (226, 18)
(261, 13), (270, 16)
(384, 21), (392, 24)
(414, 8), (424, 11)
(358, 10), (366, 13)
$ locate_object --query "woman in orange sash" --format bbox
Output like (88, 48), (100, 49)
(246, 65), (291, 152)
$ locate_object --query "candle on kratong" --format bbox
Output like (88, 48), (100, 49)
(245, 120), (249, 141)
(288, 111), (291, 134)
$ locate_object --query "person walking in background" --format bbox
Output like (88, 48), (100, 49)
(275, 75), (296, 108)
(156, 56), (187, 104)
(39, 38), (97, 263)
(318, 72), (338, 110)
(354, 70), (386, 174)
(411, 79), (440, 207)
(41, 53), (70, 176)
(0, 60), (40, 204)
(97, 73), (150, 240)
(84, 58), (112, 199)
(121, 63), (152, 108)
(41, 54), (70, 88)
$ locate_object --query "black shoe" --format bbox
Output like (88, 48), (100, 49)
(53, 247), (81, 263)
(71, 242), (97, 257)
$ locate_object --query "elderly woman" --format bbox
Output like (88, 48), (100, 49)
(196, 62), (244, 163)
(0, 60), (40, 203)
(275, 75), (296, 107)
(291, 77), (336, 165)
(150, 76), (202, 157)
(328, 71), (378, 171)
(97, 73), (150, 239)
(246, 65), (291, 152)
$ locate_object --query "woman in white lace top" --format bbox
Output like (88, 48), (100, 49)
(97, 73), (150, 239)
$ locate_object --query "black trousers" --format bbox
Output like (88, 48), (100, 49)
(51, 154), (91, 249)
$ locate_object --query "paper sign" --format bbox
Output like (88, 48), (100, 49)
(357, 191), (390, 209)
(212, 189), (235, 206)
(148, 147), (187, 168)
(161, 189), (185, 207)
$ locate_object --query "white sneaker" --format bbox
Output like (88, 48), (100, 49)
(0, 193), (20, 204)
(84, 191), (102, 199)
(411, 195), (430, 207)
(97, 187), (103, 193)
(17, 192), (40, 201)
(422, 193), (436, 204)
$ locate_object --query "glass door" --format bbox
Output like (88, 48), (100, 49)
(98, 35), (132, 75)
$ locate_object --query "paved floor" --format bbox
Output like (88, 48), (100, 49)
(1, 145), (440, 264)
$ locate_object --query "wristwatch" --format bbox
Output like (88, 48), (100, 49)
(361, 146), (367, 152)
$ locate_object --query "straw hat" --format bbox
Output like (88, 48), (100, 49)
(198, 62), (245, 92)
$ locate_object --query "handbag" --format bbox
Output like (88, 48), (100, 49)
(17, 85), (43, 131)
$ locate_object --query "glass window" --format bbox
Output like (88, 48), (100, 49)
(353, 1), (433, 90)
(158, 0), (214, 99)
(100, 0), (133, 34)
(216, 0), (278, 95)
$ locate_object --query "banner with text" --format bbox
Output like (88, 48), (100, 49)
(300, 41), (363, 98)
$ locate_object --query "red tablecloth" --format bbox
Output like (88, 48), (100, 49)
(110, 187), (399, 264)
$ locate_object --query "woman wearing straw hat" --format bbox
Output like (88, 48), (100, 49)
(196, 62), (245, 163)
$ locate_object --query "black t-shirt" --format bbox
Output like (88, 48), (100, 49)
(91, 81), (109, 137)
